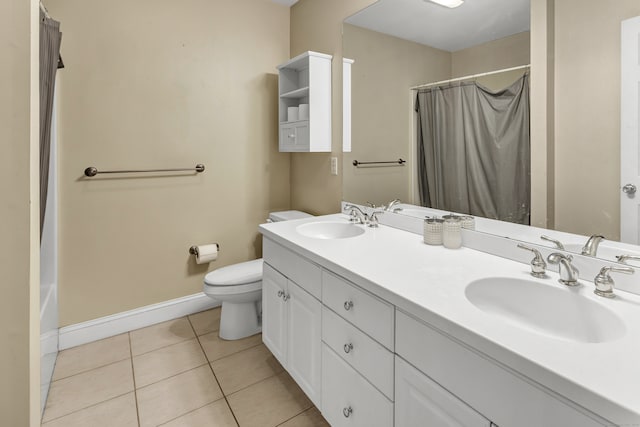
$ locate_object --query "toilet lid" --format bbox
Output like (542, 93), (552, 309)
(204, 258), (263, 286)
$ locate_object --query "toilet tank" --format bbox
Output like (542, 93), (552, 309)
(268, 210), (312, 222)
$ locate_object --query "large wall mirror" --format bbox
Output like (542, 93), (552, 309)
(342, 0), (640, 264)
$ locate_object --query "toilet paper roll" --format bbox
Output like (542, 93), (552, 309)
(287, 106), (299, 122)
(298, 104), (309, 120)
(194, 244), (218, 264)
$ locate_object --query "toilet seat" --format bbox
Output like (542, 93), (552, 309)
(204, 258), (263, 286)
(203, 281), (261, 296)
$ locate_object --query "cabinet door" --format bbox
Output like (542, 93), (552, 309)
(395, 356), (491, 427)
(322, 345), (393, 427)
(279, 122), (310, 152)
(262, 264), (287, 366)
(286, 280), (322, 407)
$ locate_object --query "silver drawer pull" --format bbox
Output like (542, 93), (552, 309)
(277, 290), (284, 298)
(343, 406), (353, 418)
(282, 293), (290, 302)
(344, 300), (354, 311)
(343, 343), (353, 354)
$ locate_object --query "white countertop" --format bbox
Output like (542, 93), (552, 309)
(259, 214), (640, 425)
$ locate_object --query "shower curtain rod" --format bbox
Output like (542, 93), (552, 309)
(39, 1), (51, 18)
(410, 64), (531, 90)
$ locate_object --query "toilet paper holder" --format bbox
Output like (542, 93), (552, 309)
(189, 243), (220, 257)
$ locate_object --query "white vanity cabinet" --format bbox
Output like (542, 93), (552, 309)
(277, 51), (332, 152)
(395, 356), (491, 427)
(262, 263), (322, 407)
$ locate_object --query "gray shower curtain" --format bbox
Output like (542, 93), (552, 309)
(415, 73), (530, 224)
(40, 12), (62, 237)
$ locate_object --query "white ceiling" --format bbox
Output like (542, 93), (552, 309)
(345, 0), (530, 52)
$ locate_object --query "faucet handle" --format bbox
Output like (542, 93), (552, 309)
(517, 244), (547, 278)
(594, 266), (634, 298)
(615, 254), (640, 264)
(540, 235), (565, 250)
(367, 211), (384, 228)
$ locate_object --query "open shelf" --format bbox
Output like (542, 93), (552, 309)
(280, 87), (310, 99)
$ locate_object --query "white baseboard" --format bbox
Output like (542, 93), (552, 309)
(59, 292), (220, 350)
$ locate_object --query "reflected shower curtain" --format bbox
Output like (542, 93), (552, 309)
(415, 74), (530, 224)
(40, 12), (62, 237)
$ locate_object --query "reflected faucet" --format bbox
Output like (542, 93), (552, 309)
(581, 235), (605, 257)
(540, 235), (565, 250)
(384, 199), (402, 211)
(547, 253), (580, 286)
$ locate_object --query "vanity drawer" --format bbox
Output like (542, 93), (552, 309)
(321, 344), (393, 427)
(322, 270), (394, 350)
(263, 238), (321, 299)
(395, 310), (606, 427)
(322, 306), (394, 400)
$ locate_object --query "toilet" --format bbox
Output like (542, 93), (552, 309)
(203, 210), (312, 340)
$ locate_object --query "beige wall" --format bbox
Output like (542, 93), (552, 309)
(452, 31), (530, 79)
(289, 0), (376, 214)
(552, 0), (640, 240)
(49, 0), (290, 326)
(342, 24), (451, 206)
(0, 0), (40, 424)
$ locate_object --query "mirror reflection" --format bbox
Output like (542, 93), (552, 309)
(342, 0), (640, 264)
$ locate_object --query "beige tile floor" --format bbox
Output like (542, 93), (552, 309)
(42, 308), (329, 427)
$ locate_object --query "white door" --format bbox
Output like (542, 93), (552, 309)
(262, 264), (287, 366)
(620, 16), (640, 243)
(395, 357), (491, 427)
(286, 280), (322, 407)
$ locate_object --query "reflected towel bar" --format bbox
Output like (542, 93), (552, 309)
(84, 164), (205, 177)
(352, 158), (406, 167)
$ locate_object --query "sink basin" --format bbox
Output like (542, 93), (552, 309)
(465, 278), (625, 343)
(296, 221), (365, 239)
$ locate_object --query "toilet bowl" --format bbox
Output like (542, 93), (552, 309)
(203, 210), (312, 340)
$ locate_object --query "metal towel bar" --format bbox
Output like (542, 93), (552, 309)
(352, 158), (406, 167)
(84, 164), (205, 177)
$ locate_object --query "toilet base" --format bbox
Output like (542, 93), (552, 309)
(219, 300), (262, 340)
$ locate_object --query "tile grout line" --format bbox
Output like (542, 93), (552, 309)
(49, 356), (131, 383)
(187, 314), (242, 427)
(155, 396), (228, 427)
(128, 333), (142, 427)
(274, 407), (315, 427)
(40, 391), (134, 425)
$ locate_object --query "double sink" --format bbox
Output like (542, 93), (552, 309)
(294, 218), (627, 345)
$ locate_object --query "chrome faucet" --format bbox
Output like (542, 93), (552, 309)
(547, 253), (580, 286)
(344, 204), (368, 224)
(517, 244), (547, 278)
(594, 266), (634, 298)
(581, 235), (605, 257)
(540, 235), (565, 250)
(384, 199), (402, 211)
(615, 254), (640, 264)
(343, 204), (383, 228)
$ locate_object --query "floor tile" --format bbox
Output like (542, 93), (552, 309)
(211, 344), (284, 395)
(160, 399), (237, 427)
(130, 317), (195, 356)
(188, 308), (221, 336)
(41, 392), (138, 427)
(52, 333), (131, 381)
(227, 371), (312, 427)
(136, 365), (223, 427)
(278, 407), (329, 427)
(42, 359), (134, 423)
(133, 338), (207, 388)
(199, 331), (262, 362)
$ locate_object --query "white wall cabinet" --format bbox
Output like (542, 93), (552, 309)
(262, 263), (322, 407)
(277, 51), (332, 152)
